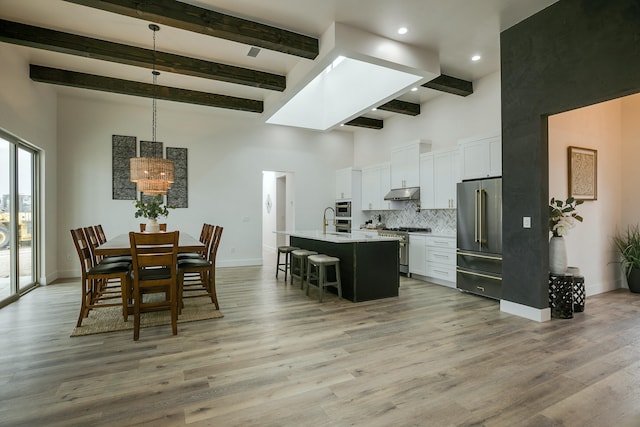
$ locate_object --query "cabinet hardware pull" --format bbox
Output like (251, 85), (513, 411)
(456, 268), (502, 281)
(456, 251), (502, 261)
(476, 286), (485, 292)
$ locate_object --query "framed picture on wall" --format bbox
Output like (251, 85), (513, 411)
(568, 146), (597, 200)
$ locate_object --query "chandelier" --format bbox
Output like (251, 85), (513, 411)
(130, 23), (174, 195)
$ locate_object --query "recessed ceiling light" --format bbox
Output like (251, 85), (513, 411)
(410, 87), (418, 92)
(471, 54), (481, 61)
(397, 27), (408, 35)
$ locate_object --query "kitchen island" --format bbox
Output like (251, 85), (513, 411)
(278, 231), (399, 302)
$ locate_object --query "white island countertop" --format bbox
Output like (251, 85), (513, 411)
(275, 230), (400, 244)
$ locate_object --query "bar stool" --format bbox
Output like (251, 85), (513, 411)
(306, 254), (342, 302)
(276, 246), (299, 281)
(290, 249), (318, 288)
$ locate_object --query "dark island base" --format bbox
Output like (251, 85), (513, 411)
(290, 236), (399, 302)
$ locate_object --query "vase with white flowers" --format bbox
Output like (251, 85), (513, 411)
(548, 196), (584, 274)
(133, 195), (172, 232)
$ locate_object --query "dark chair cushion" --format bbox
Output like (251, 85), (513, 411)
(100, 255), (133, 264)
(138, 267), (172, 281)
(89, 262), (130, 274)
(178, 258), (211, 269)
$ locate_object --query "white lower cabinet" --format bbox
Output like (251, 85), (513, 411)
(408, 234), (427, 276)
(409, 234), (456, 287)
(426, 236), (456, 287)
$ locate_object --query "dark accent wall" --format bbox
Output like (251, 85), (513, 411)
(501, 0), (640, 309)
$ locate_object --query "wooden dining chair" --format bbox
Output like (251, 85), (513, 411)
(177, 226), (223, 314)
(178, 223), (213, 261)
(70, 228), (131, 326)
(129, 230), (179, 341)
(84, 226), (131, 265)
(94, 224), (107, 245)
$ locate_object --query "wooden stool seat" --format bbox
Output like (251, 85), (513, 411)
(306, 254), (342, 302)
(276, 246), (299, 281)
(290, 249), (318, 288)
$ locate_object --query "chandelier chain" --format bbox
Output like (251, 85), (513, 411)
(152, 26), (158, 144)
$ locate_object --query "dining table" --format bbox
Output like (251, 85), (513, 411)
(95, 232), (205, 257)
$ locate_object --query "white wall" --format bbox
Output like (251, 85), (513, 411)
(0, 45), (58, 284)
(56, 93), (353, 276)
(353, 71), (501, 167)
(548, 98), (625, 295)
(620, 95), (640, 227)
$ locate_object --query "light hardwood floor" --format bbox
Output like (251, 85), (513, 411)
(1, 265), (640, 426)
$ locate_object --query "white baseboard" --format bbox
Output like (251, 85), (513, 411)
(500, 299), (551, 322)
(41, 272), (59, 286)
(587, 280), (620, 296)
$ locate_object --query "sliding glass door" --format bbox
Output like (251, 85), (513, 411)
(0, 132), (38, 305)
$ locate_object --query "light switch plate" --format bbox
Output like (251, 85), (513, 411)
(523, 216), (531, 228)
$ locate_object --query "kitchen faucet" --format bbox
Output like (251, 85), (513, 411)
(323, 207), (335, 234)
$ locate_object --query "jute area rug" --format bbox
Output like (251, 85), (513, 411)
(71, 295), (223, 337)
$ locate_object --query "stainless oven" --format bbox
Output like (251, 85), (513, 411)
(377, 227), (431, 275)
(335, 219), (351, 233)
(378, 229), (409, 274)
(335, 201), (351, 217)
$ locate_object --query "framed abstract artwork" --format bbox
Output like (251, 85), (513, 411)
(568, 146), (597, 200)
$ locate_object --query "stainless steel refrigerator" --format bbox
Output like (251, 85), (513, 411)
(456, 177), (502, 299)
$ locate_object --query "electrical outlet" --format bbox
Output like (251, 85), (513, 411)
(523, 216), (531, 228)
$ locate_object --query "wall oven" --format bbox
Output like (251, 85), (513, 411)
(335, 201), (351, 217)
(335, 219), (351, 233)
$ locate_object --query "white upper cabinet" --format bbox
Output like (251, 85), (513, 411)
(459, 133), (501, 180)
(336, 167), (357, 200)
(391, 140), (431, 189)
(361, 163), (392, 211)
(419, 154), (435, 209)
(420, 148), (460, 209)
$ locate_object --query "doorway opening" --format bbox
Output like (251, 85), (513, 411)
(547, 92), (640, 296)
(0, 129), (39, 307)
(262, 171), (295, 265)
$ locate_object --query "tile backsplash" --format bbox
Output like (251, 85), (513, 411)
(364, 201), (456, 234)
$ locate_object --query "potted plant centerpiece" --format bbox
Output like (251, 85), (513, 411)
(613, 224), (640, 293)
(134, 195), (172, 232)
(548, 196), (583, 274)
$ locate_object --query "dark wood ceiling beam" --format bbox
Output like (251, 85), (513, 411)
(29, 65), (263, 113)
(345, 117), (383, 130)
(422, 74), (473, 97)
(377, 99), (421, 116)
(0, 19), (285, 91)
(63, 0), (319, 60)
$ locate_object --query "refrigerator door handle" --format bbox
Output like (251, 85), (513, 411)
(474, 189), (480, 243)
(457, 251), (502, 261)
(456, 268), (502, 281)
(479, 189), (485, 245)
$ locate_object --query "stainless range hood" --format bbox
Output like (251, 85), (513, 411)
(384, 187), (420, 201)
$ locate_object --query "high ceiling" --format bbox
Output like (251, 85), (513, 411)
(0, 0), (558, 128)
